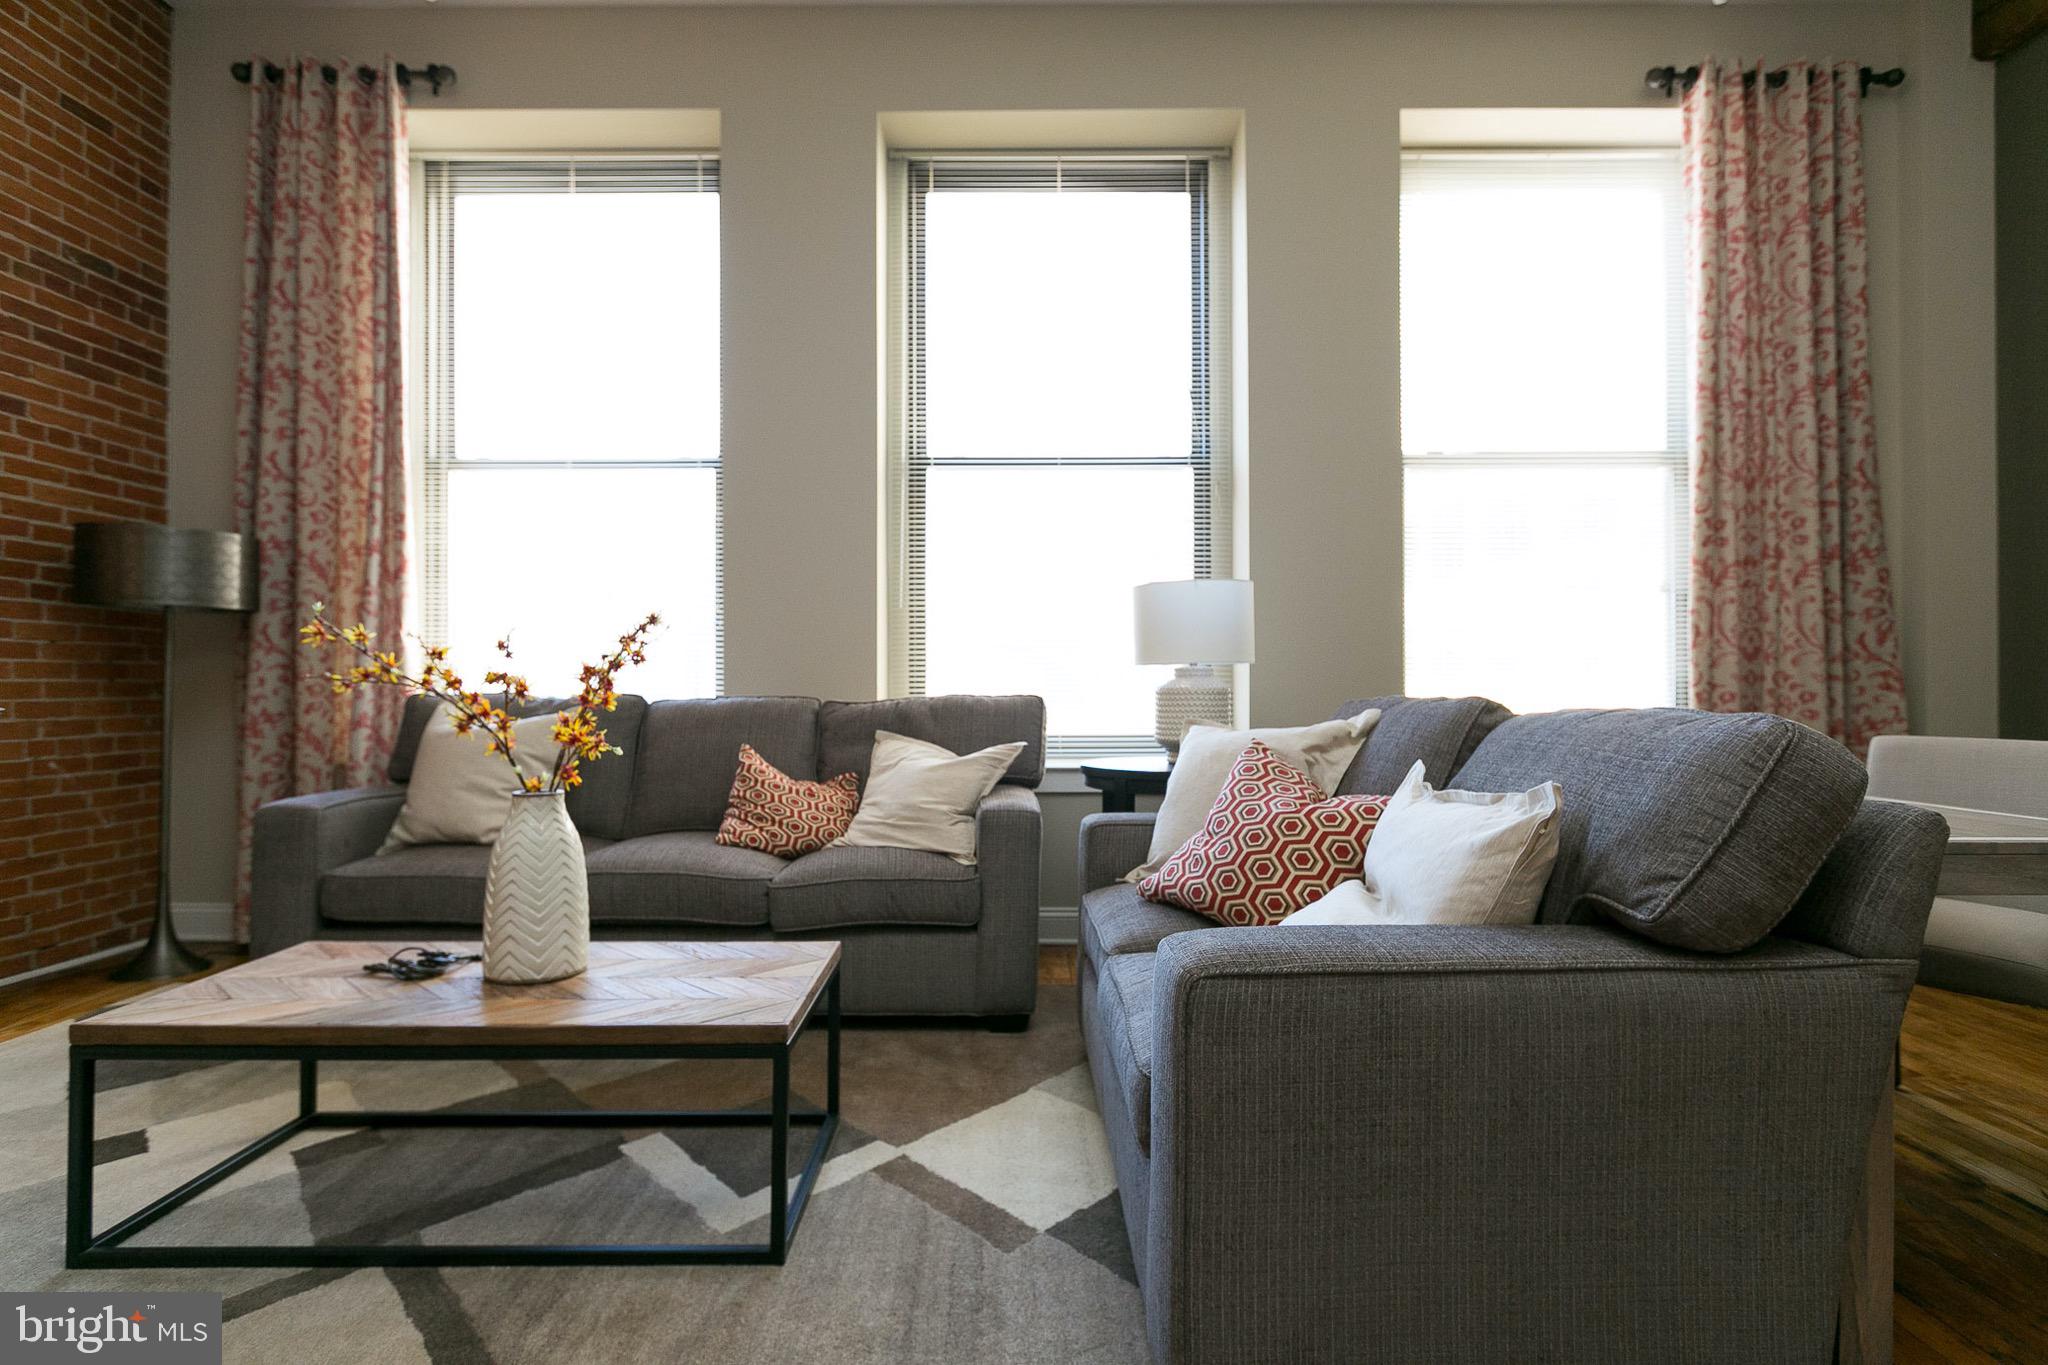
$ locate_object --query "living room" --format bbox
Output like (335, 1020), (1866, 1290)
(2, 0), (2043, 1359)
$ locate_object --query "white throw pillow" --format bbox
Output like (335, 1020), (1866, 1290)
(1125, 711), (1381, 882)
(1281, 760), (1563, 926)
(835, 730), (1027, 864)
(382, 710), (558, 850)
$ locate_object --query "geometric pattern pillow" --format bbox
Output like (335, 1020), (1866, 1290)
(1139, 740), (1391, 926)
(715, 744), (861, 859)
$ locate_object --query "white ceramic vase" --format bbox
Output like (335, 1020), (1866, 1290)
(482, 789), (589, 985)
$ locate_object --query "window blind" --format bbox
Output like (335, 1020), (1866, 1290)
(1399, 149), (1690, 711)
(889, 154), (1233, 760)
(418, 156), (724, 696)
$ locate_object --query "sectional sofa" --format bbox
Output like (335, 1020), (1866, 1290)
(251, 693), (1046, 1023)
(1077, 695), (1945, 1364)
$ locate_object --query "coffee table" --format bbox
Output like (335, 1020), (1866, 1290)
(66, 939), (841, 1269)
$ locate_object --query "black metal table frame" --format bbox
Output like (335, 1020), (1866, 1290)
(66, 969), (840, 1269)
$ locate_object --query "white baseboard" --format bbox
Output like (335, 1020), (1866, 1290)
(0, 904), (237, 991)
(173, 903), (235, 942)
(0, 939), (146, 990)
(1038, 906), (1078, 945)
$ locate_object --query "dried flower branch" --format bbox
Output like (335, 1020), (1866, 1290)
(299, 606), (661, 795)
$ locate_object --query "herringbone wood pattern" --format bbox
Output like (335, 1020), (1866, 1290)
(69, 940), (841, 1048)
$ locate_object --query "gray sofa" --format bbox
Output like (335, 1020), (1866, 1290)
(1078, 696), (1945, 1363)
(252, 693), (1046, 1023)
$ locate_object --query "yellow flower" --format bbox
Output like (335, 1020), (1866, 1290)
(522, 775), (544, 793)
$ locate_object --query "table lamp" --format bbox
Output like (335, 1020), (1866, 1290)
(1134, 579), (1254, 757)
(73, 522), (258, 980)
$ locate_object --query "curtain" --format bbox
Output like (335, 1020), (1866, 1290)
(233, 58), (408, 936)
(1683, 58), (1908, 756)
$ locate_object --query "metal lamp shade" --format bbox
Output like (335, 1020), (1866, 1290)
(72, 522), (257, 614)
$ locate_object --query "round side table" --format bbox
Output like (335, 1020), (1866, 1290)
(1080, 756), (1172, 813)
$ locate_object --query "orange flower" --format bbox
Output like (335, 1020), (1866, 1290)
(299, 608), (658, 795)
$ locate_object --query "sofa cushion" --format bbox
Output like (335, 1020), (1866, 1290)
(623, 697), (820, 837)
(768, 845), (980, 932)
(818, 696), (1045, 791)
(1329, 695), (1512, 796)
(1080, 883), (1212, 972)
(386, 692), (648, 841)
(1450, 709), (1868, 952)
(321, 836), (614, 924)
(585, 832), (783, 926)
(1139, 741), (1391, 926)
(717, 743), (860, 858)
(1097, 952), (1157, 1154)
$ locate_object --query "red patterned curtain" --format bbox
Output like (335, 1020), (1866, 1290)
(233, 58), (408, 936)
(1683, 58), (1908, 756)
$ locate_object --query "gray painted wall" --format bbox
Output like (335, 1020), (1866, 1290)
(1999, 34), (2048, 738)
(165, 1), (1998, 922)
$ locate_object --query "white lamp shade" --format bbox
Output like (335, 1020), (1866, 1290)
(1134, 579), (1255, 665)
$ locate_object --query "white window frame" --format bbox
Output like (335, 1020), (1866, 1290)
(1399, 146), (1691, 709)
(411, 153), (725, 693)
(885, 151), (1234, 760)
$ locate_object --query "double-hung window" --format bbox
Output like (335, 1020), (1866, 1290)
(416, 157), (722, 697)
(889, 155), (1233, 758)
(1399, 149), (1690, 712)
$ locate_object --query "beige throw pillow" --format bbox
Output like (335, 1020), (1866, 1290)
(1125, 711), (1382, 882)
(1281, 760), (1562, 926)
(382, 710), (558, 850)
(835, 731), (1027, 864)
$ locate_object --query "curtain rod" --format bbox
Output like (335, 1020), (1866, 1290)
(1645, 65), (1906, 98)
(230, 61), (457, 97)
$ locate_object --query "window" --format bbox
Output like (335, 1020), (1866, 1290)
(889, 155), (1232, 758)
(1400, 150), (1689, 713)
(417, 157), (722, 698)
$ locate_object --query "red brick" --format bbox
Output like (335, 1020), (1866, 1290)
(0, 0), (170, 979)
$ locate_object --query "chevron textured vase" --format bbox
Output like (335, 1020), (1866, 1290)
(482, 790), (589, 985)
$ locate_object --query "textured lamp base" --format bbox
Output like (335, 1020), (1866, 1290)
(1155, 665), (1233, 756)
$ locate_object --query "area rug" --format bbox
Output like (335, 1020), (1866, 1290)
(0, 985), (1149, 1363)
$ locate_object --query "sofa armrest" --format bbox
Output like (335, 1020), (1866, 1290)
(249, 786), (407, 956)
(1078, 812), (1156, 894)
(972, 784), (1042, 1015)
(1141, 924), (1916, 1363)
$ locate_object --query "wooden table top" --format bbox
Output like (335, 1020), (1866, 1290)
(70, 940), (841, 1050)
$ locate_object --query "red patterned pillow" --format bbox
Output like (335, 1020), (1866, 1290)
(716, 745), (861, 859)
(1139, 741), (1390, 926)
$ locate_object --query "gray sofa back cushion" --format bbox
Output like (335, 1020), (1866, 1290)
(386, 692), (648, 842)
(1329, 695), (1512, 795)
(818, 695), (1046, 790)
(624, 697), (821, 836)
(1449, 709), (1867, 953)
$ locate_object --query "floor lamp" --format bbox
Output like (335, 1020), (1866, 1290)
(72, 522), (257, 980)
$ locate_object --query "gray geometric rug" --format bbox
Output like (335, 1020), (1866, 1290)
(0, 985), (1148, 1363)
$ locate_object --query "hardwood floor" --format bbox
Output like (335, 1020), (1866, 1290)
(0, 945), (244, 1044)
(1895, 985), (2048, 1362)
(6, 942), (2041, 1358)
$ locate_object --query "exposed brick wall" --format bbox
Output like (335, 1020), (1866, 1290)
(0, 0), (173, 979)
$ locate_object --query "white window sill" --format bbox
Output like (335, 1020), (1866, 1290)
(1038, 768), (1095, 795)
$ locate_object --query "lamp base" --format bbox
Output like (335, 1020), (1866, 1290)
(109, 908), (212, 982)
(1155, 665), (1233, 757)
